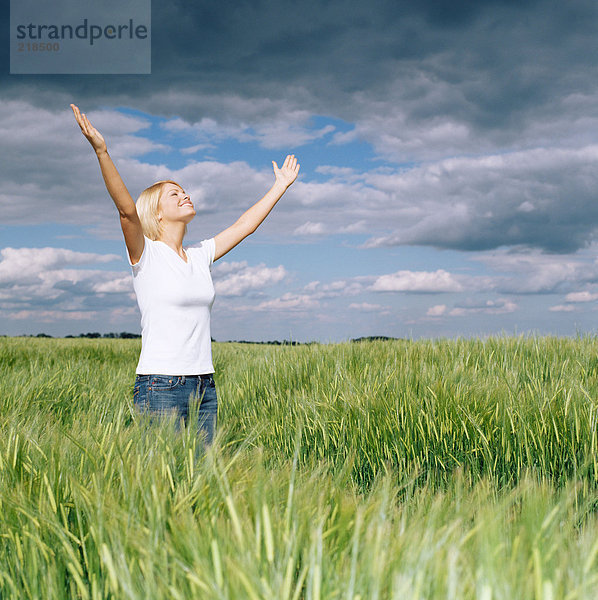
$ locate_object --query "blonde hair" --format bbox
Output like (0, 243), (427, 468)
(136, 180), (186, 241)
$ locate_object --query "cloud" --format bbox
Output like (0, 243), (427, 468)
(448, 299), (518, 317)
(426, 304), (447, 316)
(6, 98), (598, 257)
(0, 100), (289, 239)
(163, 112), (335, 150)
(0, 247), (132, 324)
(549, 304), (576, 312)
(301, 279), (366, 299)
(92, 276), (133, 294)
(348, 302), (387, 313)
(212, 261), (287, 296)
(8, 0), (595, 149)
(473, 247), (598, 294)
(9, 310), (98, 322)
(3, 0), (598, 176)
(180, 144), (214, 155)
(293, 221), (327, 236)
(564, 291), (598, 302)
(0, 101), (170, 230)
(248, 292), (320, 312)
(3, 0), (598, 340)
(0, 247), (120, 284)
(371, 269), (463, 293)
(362, 146), (598, 253)
(543, 288), (598, 314)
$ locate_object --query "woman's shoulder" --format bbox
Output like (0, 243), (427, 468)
(187, 238), (215, 264)
(187, 238), (214, 250)
(129, 236), (156, 270)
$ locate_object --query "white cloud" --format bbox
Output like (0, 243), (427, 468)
(250, 292), (319, 312)
(564, 291), (598, 303)
(8, 310), (97, 322)
(180, 144), (213, 155)
(93, 276), (133, 294)
(301, 279), (366, 299)
(0, 247), (120, 284)
(549, 304), (576, 312)
(448, 299), (518, 317)
(426, 304), (447, 316)
(0, 246), (132, 326)
(294, 221), (327, 236)
(348, 302), (386, 312)
(0, 101), (170, 229)
(371, 269), (463, 293)
(162, 107), (335, 150)
(517, 201), (535, 213)
(212, 261), (287, 296)
(472, 248), (598, 294)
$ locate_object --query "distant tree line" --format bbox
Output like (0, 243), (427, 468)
(225, 339), (310, 346)
(226, 336), (400, 345)
(29, 332), (142, 339)
(21, 334), (399, 343)
(350, 336), (399, 343)
(67, 332), (142, 339)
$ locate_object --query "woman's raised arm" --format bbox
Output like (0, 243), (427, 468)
(213, 154), (300, 261)
(71, 104), (144, 264)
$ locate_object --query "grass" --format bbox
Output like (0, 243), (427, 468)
(1, 335), (598, 598)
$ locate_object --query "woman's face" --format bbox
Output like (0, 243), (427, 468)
(158, 183), (196, 225)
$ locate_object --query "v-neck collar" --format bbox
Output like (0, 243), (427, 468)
(156, 240), (189, 264)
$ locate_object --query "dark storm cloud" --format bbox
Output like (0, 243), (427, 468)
(4, 0), (595, 131)
(4, 0), (598, 254)
(363, 146), (598, 253)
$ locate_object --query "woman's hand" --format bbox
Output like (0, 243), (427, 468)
(214, 155), (301, 261)
(272, 154), (300, 189)
(70, 104), (107, 155)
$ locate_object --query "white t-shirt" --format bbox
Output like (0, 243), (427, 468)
(128, 236), (216, 375)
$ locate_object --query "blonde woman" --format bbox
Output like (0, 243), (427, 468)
(71, 104), (300, 445)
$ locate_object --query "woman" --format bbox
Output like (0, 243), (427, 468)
(71, 104), (300, 446)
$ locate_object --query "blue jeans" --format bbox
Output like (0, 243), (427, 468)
(133, 374), (218, 445)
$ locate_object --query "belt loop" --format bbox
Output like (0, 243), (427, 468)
(181, 376), (186, 385)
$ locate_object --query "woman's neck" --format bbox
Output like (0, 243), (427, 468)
(157, 226), (186, 258)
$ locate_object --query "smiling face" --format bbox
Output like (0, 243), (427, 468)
(157, 183), (196, 227)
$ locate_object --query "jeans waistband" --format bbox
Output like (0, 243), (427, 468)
(136, 373), (214, 382)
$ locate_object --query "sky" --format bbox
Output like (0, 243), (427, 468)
(3, 0), (598, 342)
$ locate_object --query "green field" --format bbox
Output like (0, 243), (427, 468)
(1, 336), (598, 599)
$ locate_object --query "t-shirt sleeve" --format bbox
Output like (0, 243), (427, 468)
(190, 238), (216, 267)
(127, 236), (151, 274)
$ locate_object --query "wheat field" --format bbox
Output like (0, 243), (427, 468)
(1, 335), (598, 599)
